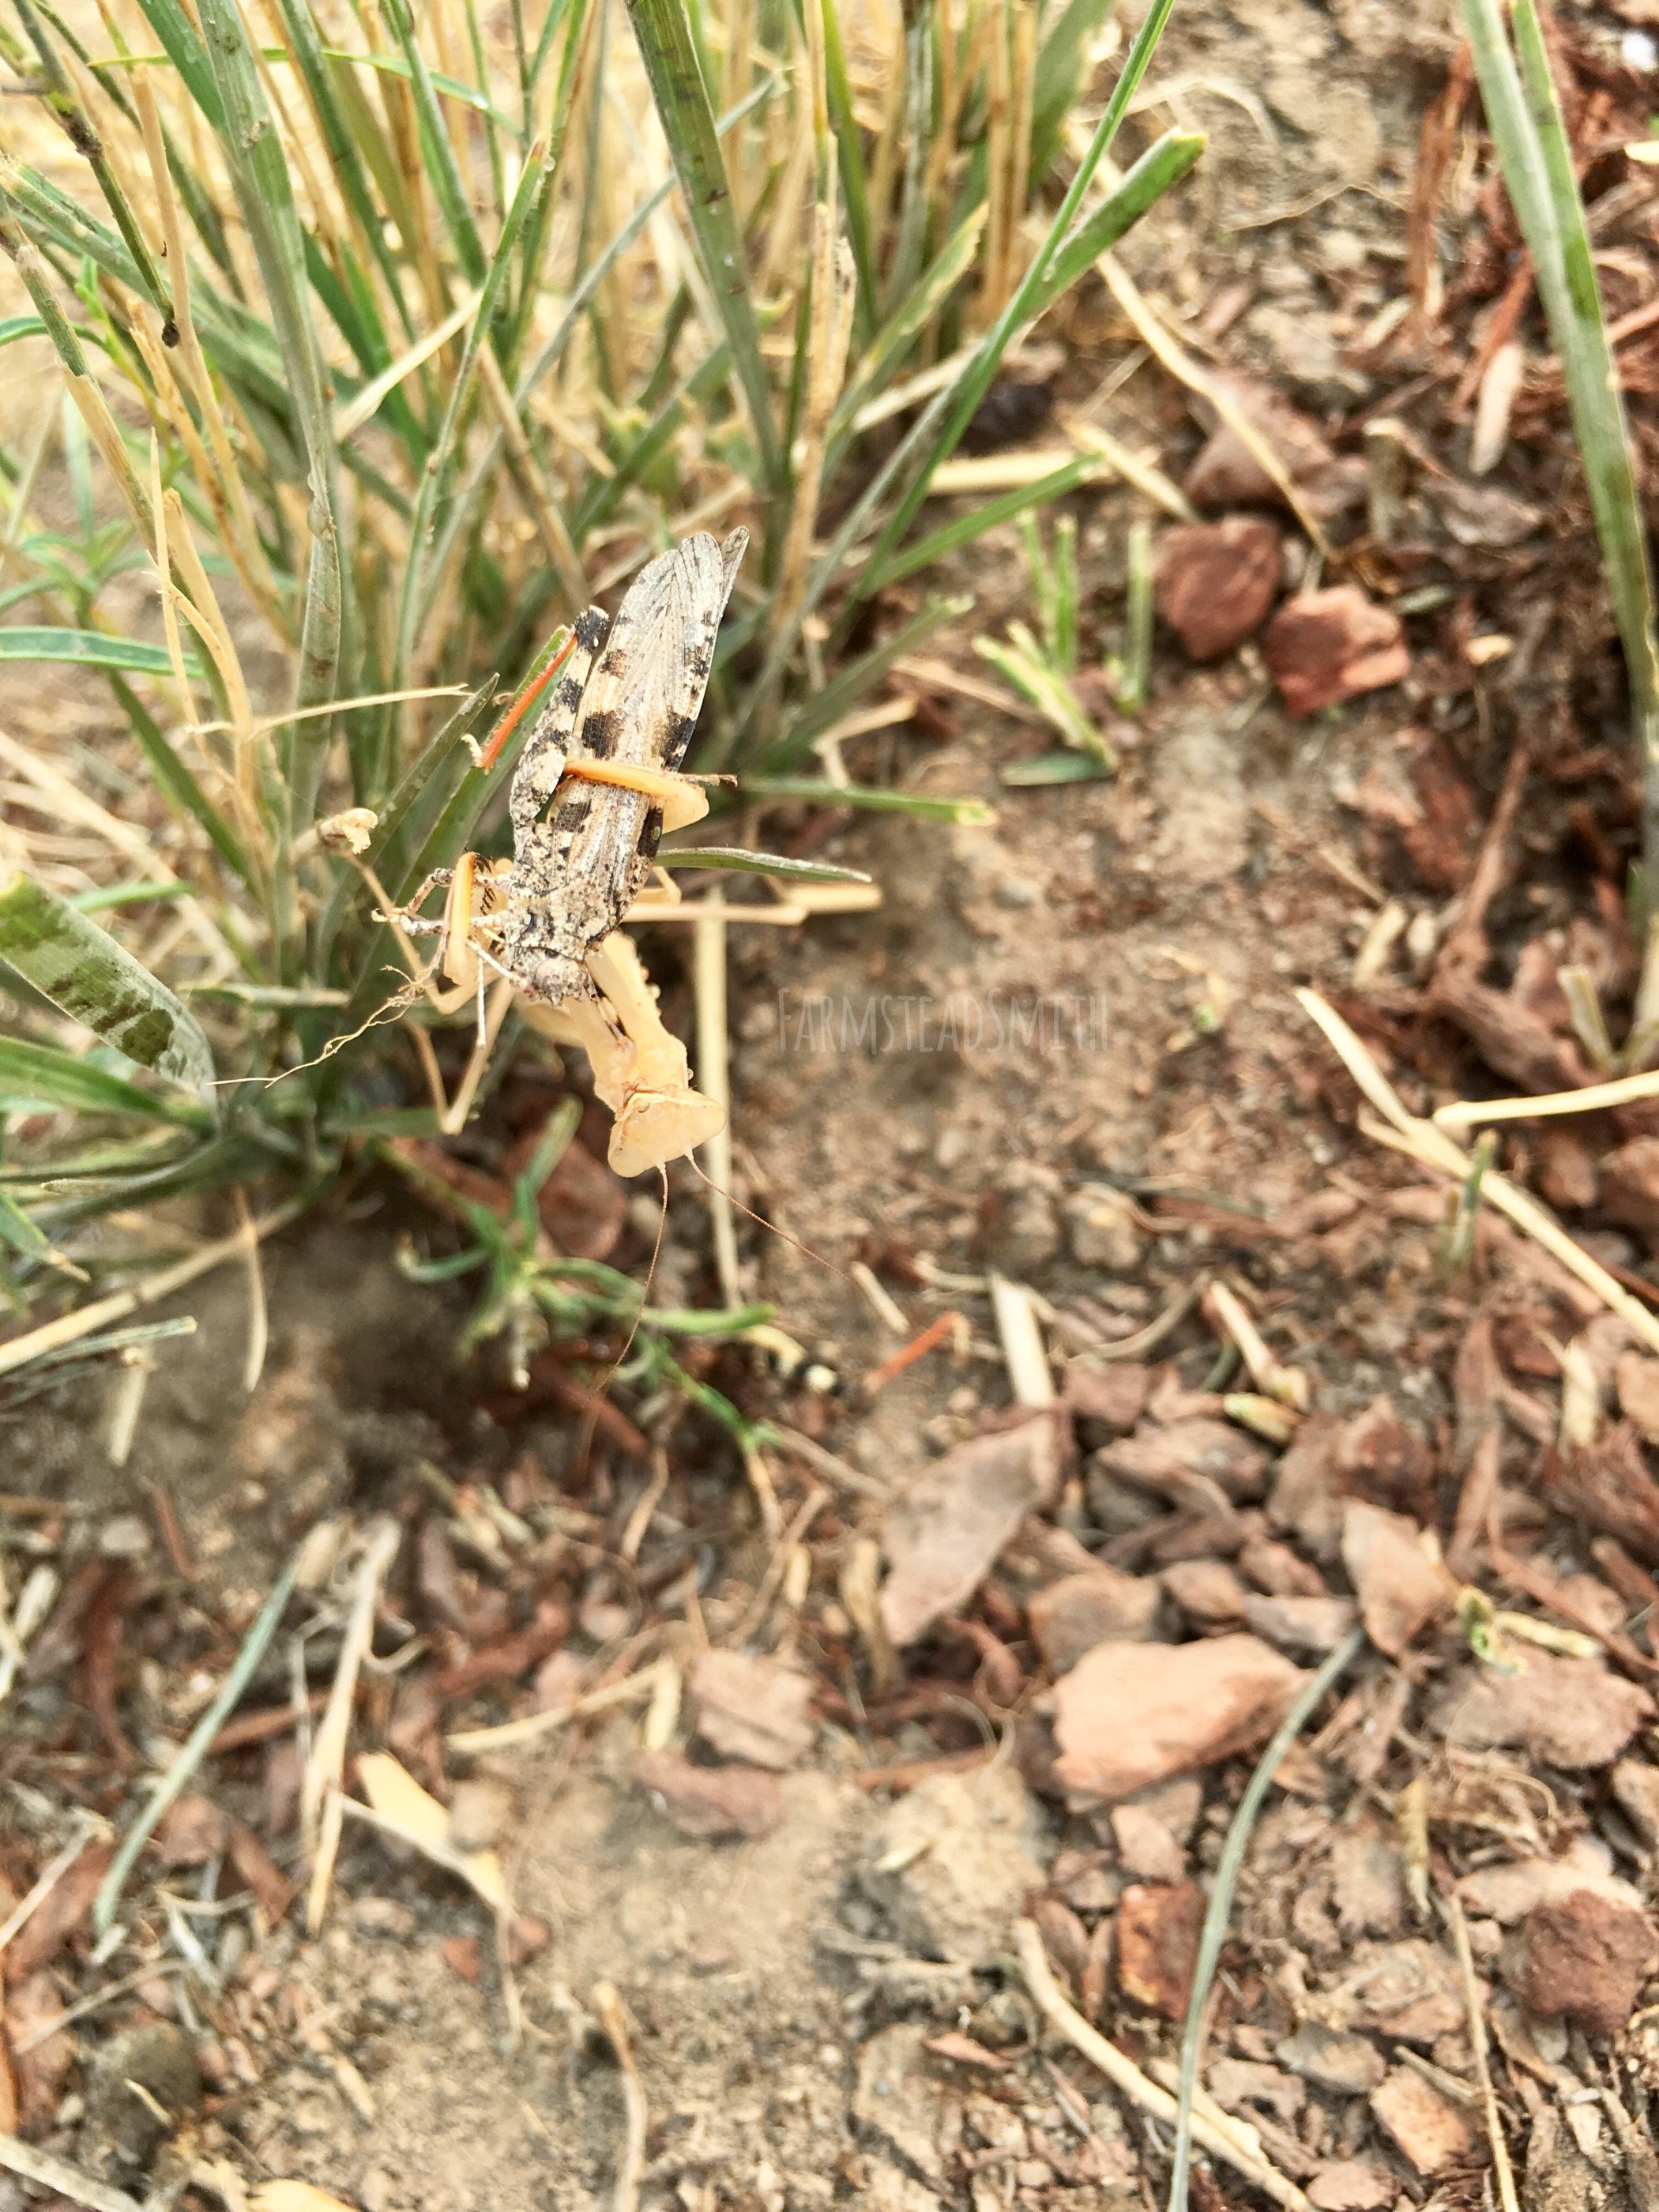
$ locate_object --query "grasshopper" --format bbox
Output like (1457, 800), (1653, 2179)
(399, 528), (748, 1024)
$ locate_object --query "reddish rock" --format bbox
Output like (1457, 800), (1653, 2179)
(1335, 1395), (1435, 1518)
(1117, 1881), (1203, 2018)
(440, 1933), (481, 1981)
(1264, 589), (1408, 717)
(1155, 517), (1282, 660)
(1505, 1887), (1659, 2037)
(1029, 1564), (1162, 1672)
(1063, 1361), (1151, 1431)
(1341, 1501), (1451, 1658)
(1369, 2068), (1474, 2175)
(635, 1751), (781, 1840)
(1051, 1634), (1304, 1801)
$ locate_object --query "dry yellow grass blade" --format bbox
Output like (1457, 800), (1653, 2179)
(1297, 988), (1659, 1356)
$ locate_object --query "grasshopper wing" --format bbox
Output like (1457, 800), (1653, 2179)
(574, 528), (747, 773)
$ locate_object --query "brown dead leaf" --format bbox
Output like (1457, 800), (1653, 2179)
(1504, 1886), (1659, 2037)
(922, 2030), (1010, 2072)
(1117, 1880), (1203, 2018)
(1051, 1634), (1304, 1801)
(154, 1793), (228, 1867)
(1548, 1425), (1659, 1565)
(4, 1841), (112, 1980)
(691, 1649), (814, 1771)
(880, 1412), (1064, 1646)
(1369, 2070), (1473, 2176)
(227, 1822), (294, 1924)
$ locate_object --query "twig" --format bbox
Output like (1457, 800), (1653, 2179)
(0, 1201), (304, 1380)
(304, 1520), (401, 1930)
(1078, 1273), (1210, 1363)
(0, 2135), (142, 2212)
(1444, 1893), (1521, 2212)
(94, 1554), (299, 1933)
(728, 1482), (826, 1646)
(693, 910), (740, 1307)
(1014, 1921), (1313, 2212)
(770, 1424), (891, 1501)
(1167, 1627), (1366, 2212)
(446, 1657), (672, 1752)
(1435, 1065), (1659, 1130)
(1298, 991), (1659, 1356)
(592, 1982), (647, 2212)
(863, 1310), (962, 1394)
(989, 1274), (1055, 1407)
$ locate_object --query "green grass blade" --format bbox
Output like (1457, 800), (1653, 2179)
(733, 777), (994, 824)
(1036, 129), (1206, 305)
(0, 627), (202, 677)
(1029, 0), (1115, 181)
(0, 875), (216, 1099)
(130, 0), (224, 126)
(374, 1), (489, 285)
(1000, 751), (1111, 787)
(818, 0), (876, 338)
(748, 594), (971, 769)
(1484, 0), (1659, 896)
(108, 672), (252, 889)
(856, 0), (1180, 588)
(0, 1035), (211, 1127)
(196, 0), (348, 826)
(864, 453), (1103, 593)
(625, 0), (784, 498)
(322, 47), (520, 132)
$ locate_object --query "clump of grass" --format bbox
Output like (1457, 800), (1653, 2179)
(1461, 0), (1659, 1048)
(0, 0), (1198, 1357)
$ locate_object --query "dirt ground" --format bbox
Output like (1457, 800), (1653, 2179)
(8, 2), (1659, 2211)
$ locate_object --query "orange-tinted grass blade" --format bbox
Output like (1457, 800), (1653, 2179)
(478, 626), (579, 773)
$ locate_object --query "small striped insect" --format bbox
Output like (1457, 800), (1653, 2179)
(398, 528), (747, 1023)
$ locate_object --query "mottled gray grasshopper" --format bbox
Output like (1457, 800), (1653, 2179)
(399, 527), (748, 1022)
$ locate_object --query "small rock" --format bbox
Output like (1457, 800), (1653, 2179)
(1369, 2067), (1475, 2176)
(1269, 1413), (1345, 1556)
(1345, 1938), (1471, 2043)
(1265, 589), (1409, 718)
(1241, 1592), (1359, 1657)
(85, 2023), (201, 2170)
(1307, 2161), (1396, 2211)
(1206, 2058), (1305, 2123)
(1063, 1361), (1151, 1430)
(860, 1765), (1047, 1966)
(1155, 517), (1283, 661)
(1051, 1635), (1304, 1801)
(446, 1776), (514, 1854)
(1341, 1501), (1451, 1657)
(1504, 1886), (1659, 2037)
(1163, 1557), (1249, 1631)
(1029, 1565), (1162, 1671)
(987, 1164), (1063, 1274)
(97, 1514), (151, 1559)
(634, 1751), (781, 1840)
(1063, 1185), (1147, 1273)
(353, 1896), (417, 1938)
(1276, 2022), (1386, 2096)
(440, 1933), (481, 1981)
(1431, 1652), (1653, 1769)
(1612, 1756), (1659, 1847)
(1335, 1403), (1434, 1513)
(1110, 1802), (1187, 1883)
(1102, 1419), (1268, 1504)
(1616, 1352), (1659, 1446)
(881, 1414), (1065, 1646)
(1117, 1881), (1203, 2018)
(691, 1649), (814, 1770)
